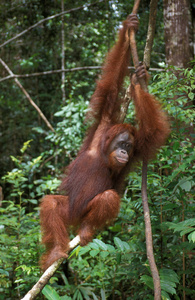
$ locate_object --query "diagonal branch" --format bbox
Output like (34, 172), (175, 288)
(21, 236), (80, 300)
(0, 1), (104, 48)
(0, 58), (55, 133)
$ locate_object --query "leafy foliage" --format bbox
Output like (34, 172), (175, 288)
(0, 1), (194, 299)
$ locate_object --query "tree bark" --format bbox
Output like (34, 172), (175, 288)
(163, 0), (194, 68)
(61, 0), (66, 104)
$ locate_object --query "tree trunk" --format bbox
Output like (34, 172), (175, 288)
(163, 0), (194, 68)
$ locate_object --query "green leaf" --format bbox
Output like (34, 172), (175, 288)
(116, 253), (121, 264)
(161, 290), (171, 300)
(89, 242), (100, 250)
(42, 285), (61, 300)
(0, 269), (9, 276)
(188, 231), (195, 242)
(122, 241), (130, 250)
(140, 275), (153, 289)
(180, 228), (195, 236)
(114, 237), (125, 251)
(89, 249), (100, 257)
(107, 244), (115, 252)
(73, 290), (83, 300)
(91, 292), (99, 300)
(20, 140), (33, 153)
(167, 219), (195, 232)
(100, 251), (109, 258)
(93, 239), (108, 250)
(159, 268), (179, 296)
(160, 281), (176, 295)
(179, 178), (193, 191)
(160, 268), (179, 284)
(188, 92), (194, 100)
(79, 246), (90, 255)
(100, 289), (106, 300)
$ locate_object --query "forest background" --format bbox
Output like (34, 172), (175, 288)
(0, 0), (194, 299)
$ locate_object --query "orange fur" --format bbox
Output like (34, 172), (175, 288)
(40, 195), (70, 270)
(131, 84), (170, 159)
(40, 14), (170, 270)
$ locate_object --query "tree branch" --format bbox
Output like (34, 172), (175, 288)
(61, 0), (66, 104)
(143, 0), (158, 69)
(0, 67), (102, 82)
(0, 67), (165, 83)
(21, 236), (80, 300)
(0, 58), (55, 133)
(0, 1), (104, 48)
(119, 85), (132, 123)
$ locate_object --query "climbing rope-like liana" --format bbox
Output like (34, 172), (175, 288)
(128, 0), (161, 299)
